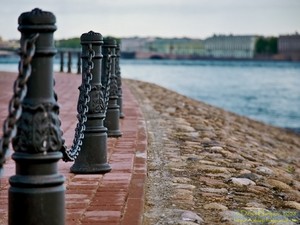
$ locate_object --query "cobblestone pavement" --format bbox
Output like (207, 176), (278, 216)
(125, 79), (300, 225)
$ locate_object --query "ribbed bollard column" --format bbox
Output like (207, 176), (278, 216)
(103, 38), (122, 137)
(116, 42), (125, 118)
(9, 8), (65, 225)
(70, 31), (111, 174)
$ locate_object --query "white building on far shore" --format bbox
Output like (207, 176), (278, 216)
(204, 35), (258, 59)
(120, 35), (258, 59)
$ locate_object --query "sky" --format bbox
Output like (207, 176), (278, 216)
(0, 0), (299, 40)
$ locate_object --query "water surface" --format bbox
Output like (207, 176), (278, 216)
(1, 57), (299, 131)
(120, 59), (300, 131)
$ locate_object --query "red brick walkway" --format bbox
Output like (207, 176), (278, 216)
(0, 72), (147, 225)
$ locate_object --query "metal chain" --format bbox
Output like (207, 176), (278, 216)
(0, 33), (39, 167)
(62, 44), (94, 161)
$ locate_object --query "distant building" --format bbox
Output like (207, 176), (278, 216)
(121, 37), (205, 59)
(0, 37), (18, 49)
(144, 38), (205, 58)
(120, 37), (149, 58)
(278, 33), (300, 61)
(121, 37), (152, 52)
(0, 37), (18, 56)
(204, 35), (257, 59)
(120, 35), (282, 60)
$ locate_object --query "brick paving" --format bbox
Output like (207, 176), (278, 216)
(0, 71), (147, 225)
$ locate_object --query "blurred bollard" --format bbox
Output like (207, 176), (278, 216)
(116, 42), (125, 119)
(77, 51), (81, 74)
(102, 38), (122, 137)
(67, 51), (72, 73)
(60, 51), (64, 72)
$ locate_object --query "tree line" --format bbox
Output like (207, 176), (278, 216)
(55, 36), (121, 49)
(254, 37), (278, 55)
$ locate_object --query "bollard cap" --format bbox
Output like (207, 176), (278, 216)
(116, 42), (121, 50)
(103, 37), (117, 48)
(81, 31), (103, 45)
(18, 8), (56, 31)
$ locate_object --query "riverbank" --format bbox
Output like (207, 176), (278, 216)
(124, 79), (300, 224)
(0, 70), (299, 224)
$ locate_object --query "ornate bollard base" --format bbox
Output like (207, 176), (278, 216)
(117, 97), (125, 119)
(70, 128), (112, 174)
(105, 99), (122, 138)
(9, 187), (64, 225)
(9, 152), (65, 225)
(70, 163), (111, 174)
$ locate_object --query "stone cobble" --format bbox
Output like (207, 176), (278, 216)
(125, 79), (300, 225)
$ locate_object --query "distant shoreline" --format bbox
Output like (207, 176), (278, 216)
(1, 52), (300, 63)
(120, 52), (300, 62)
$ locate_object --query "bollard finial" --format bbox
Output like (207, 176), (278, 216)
(81, 31), (103, 44)
(18, 8), (56, 31)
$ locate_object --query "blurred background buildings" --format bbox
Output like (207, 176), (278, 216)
(1, 33), (300, 61)
(121, 33), (300, 61)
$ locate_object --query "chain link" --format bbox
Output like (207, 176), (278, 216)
(62, 44), (94, 161)
(0, 33), (39, 167)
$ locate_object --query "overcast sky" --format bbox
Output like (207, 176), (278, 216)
(0, 0), (299, 40)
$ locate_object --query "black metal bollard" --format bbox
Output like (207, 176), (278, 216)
(77, 51), (81, 74)
(115, 42), (125, 119)
(9, 8), (65, 225)
(67, 51), (72, 73)
(103, 38), (122, 137)
(70, 31), (111, 174)
(60, 51), (64, 72)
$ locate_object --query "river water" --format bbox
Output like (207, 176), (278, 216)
(1, 57), (300, 132)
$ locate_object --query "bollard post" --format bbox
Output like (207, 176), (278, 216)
(60, 51), (64, 72)
(9, 8), (65, 225)
(115, 42), (125, 119)
(70, 31), (111, 174)
(103, 38), (122, 137)
(67, 51), (72, 73)
(77, 51), (81, 74)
